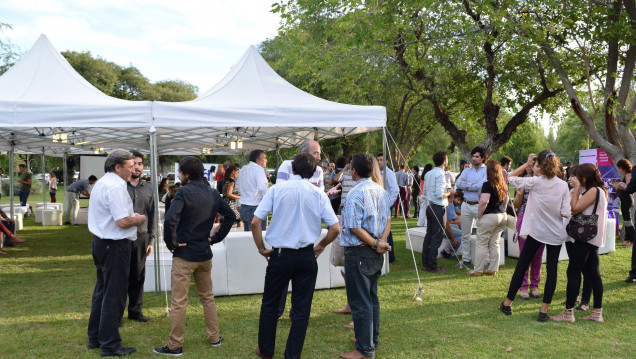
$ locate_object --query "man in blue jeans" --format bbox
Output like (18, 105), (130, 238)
(339, 153), (391, 359)
(17, 164), (32, 207)
(238, 150), (269, 231)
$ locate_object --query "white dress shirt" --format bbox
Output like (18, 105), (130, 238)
(508, 175), (571, 245)
(254, 175), (338, 249)
(88, 172), (137, 240)
(276, 160), (324, 190)
(238, 161), (269, 206)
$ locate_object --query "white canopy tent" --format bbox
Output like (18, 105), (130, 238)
(0, 35), (388, 290)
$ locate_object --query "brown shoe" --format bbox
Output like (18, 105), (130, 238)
(333, 307), (352, 314)
(467, 270), (482, 276)
(339, 349), (371, 359)
(550, 308), (575, 322)
(344, 321), (354, 329)
(426, 267), (448, 274)
(581, 308), (604, 323)
(483, 270), (497, 276)
(256, 347), (273, 359)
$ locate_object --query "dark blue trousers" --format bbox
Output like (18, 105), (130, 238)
(258, 245), (317, 359)
(87, 236), (131, 354)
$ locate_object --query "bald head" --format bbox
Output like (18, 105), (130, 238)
(298, 139), (321, 161)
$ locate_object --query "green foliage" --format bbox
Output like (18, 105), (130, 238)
(62, 51), (198, 102)
(491, 119), (549, 166)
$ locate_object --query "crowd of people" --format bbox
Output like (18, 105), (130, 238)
(2, 138), (635, 357)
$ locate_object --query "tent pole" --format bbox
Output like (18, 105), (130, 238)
(42, 151), (47, 208)
(149, 127), (161, 293)
(8, 149), (14, 220)
(382, 128), (389, 274)
(275, 140), (280, 180)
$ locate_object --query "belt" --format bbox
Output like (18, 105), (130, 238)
(466, 201), (479, 205)
(272, 244), (314, 253)
(94, 235), (131, 242)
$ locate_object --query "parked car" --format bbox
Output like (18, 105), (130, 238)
(35, 173), (50, 183)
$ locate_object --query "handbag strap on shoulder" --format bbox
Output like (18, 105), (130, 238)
(591, 187), (600, 214)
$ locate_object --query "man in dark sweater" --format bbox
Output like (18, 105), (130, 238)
(154, 156), (235, 356)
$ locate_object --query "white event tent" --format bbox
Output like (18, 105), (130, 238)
(0, 35), (387, 290)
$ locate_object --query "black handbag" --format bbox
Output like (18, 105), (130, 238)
(566, 187), (600, 242)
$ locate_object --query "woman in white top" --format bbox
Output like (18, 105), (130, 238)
(551, 163), (607, 323)
(49, 172), (58, 203)
(500, 151), (571, 322)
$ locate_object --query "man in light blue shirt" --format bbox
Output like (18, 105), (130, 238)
(339, 153), (391, 359)
(422, 151), (451, 273)
(455, 147), (487, 266)
(376, 153), (399, 263)
(251, 153), (340, 359)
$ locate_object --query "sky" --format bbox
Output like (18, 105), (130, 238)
(0, 0), (282, 93)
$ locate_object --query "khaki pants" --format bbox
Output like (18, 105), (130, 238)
(475, 213), (506, 272)
(168, 257), (220, 349)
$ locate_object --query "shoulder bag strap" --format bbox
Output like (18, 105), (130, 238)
(591, 187), (600, 214)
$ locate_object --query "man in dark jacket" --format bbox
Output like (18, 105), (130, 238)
(154, 156), (235, 356)
(620, 166), (636, 284)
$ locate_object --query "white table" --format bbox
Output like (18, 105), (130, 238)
(144, 229), (384, 296)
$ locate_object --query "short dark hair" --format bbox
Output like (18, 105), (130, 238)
(131, 151), (144, 161)
(249, 149), (265, 163)
(471, 146), (487, 159)
(178, 156), (204, 181)
(88, 175), (98, 182)
(335, 156), (348, 169)
(291, 153), (317, 179)
(413, 165), (420, 172)
(351, 153), (375, 178)
(500, 156), (512, 167)
(104, 149), (134, 173)
(375, 153), (383, 158)
(454, 190), (464, 200)
(210, 165), (216, 172)
(18, 164), (26, 169)
(432, 151), (447, 167)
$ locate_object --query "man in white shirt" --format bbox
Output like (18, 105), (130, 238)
(252, 153), (340, 359)
(276, 139), (324, 190)
(238, 150), (269, 231)
(376, 153), (399, 263)
(87, 149), (146, 357)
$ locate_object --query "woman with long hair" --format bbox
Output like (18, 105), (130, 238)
(222, 165), (242, 227)
(613, 159), (633, 247)
(49, 172), (57, 203)
(158, 177), (169, 200)
(468, 160), (507, 276)
(512, 163), (544, 299)
(500, 151), (571, 322)
(551, 163), (608, 323)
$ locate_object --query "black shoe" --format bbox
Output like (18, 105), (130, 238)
(626, 275), (636, 283)
(3, 242), (15, 247)
(500, 302), (512, 316)
(101, 347), (136, 357)
(441, 249), (452, 259)
(537, 312), (548, 322)
(153, 345), (183, 356)
(128, 314), (149, 322)
(87, 341), (100, 349)
(64, 221), (71, 225)
(211, 336), (223, 347)
(575, 302), (590, 311)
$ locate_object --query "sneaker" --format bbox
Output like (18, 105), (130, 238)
(153, 346), (183, 356)
(211, 336), (223, 347)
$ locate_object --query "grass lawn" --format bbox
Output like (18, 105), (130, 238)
(1, 205), (635, 358)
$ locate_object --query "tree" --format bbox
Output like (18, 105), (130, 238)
(508, 0), (636, 163)
(0, 22), (20, 75)
(272, 0), (566, 160)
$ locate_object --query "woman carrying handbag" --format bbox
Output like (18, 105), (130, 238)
(551, 163), (608, 323)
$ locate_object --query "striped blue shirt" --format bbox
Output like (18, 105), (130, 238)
(456, 165), (487, 202)
(340, 178), (391, 247)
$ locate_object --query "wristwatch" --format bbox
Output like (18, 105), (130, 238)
(371, 238), (379, 250)
(258, 248), (266, 254)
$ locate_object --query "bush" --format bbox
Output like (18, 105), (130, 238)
(2, 177), (43, 196)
